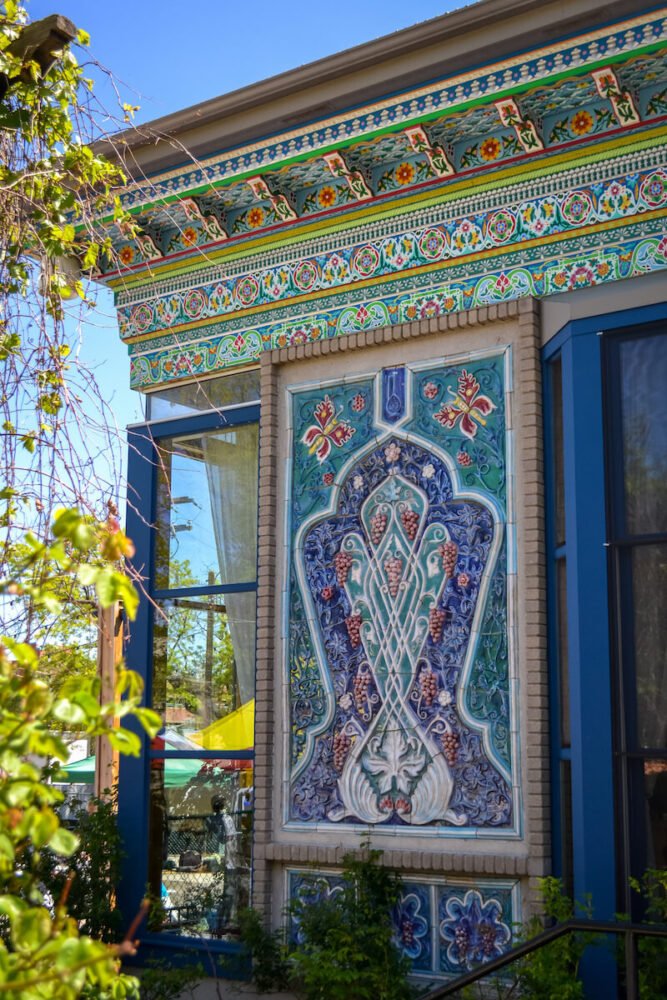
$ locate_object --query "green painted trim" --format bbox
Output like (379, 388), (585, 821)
(107, 125), (667, 293)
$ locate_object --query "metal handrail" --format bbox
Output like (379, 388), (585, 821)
(421, 918), (667, 1000)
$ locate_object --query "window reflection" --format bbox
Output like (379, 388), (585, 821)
(155, 423), (259, 590)
(147, 369), (260, 421)
(643, 759), (667, 870)
(619, 334), (667, 535)
(152, 594), (256, 739)
(630, 545), (667, 750)
(148, 760), (253, 938)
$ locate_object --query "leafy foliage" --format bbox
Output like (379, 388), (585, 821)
(241, 848), (413, 1000)
(37, 795), (124, 944)
(137, 958), (205, 1000)
(0, 0), (132, 573)
(0, 511), (161, 997)
(628, 869), (667, 1000)
(0, 3), (170, 996)
(238, 907), (292, 993)
(288, 849), (412, 1000)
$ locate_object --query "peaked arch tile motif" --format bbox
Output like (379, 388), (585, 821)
(285, 354), (517, 833)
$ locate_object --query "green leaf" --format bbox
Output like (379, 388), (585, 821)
(0, 895), (26, 920)
(106, 728), (141, 756)
(0, 833), (16, 861)
(5, 781), (35, 806)
(13, 907), (52, 951)
(76, 563), (98, 586)
(52, 698), (88, 726)
(48, 826), (79, 856)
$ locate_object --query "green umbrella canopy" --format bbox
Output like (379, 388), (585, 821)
(59, 756), (204, 787)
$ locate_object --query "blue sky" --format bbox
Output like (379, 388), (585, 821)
(28, 0), (461, 442)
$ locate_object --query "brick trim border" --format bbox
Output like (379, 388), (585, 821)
(251, 298), (550, 917)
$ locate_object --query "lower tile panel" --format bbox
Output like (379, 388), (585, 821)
(286, 868), (521, 979)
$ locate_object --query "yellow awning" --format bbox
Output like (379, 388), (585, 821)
(190, 698), (255, 751)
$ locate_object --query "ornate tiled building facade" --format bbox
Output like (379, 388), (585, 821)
(107, 0), (667, 990)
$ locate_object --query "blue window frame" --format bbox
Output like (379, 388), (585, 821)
(602, 321), (667, 917)
(544, 301), (667, 988)
(119, 395), (260, 970)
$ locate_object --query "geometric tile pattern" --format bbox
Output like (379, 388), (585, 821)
(111, 10), (667, 217)
(117, 162), (667, 342)
(128, 223), (667, 388)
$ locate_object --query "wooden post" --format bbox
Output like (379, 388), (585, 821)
(94, 602), (122, 800)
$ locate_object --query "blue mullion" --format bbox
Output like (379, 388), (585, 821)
(543, 353), (567, 882)
(561, 330), (616, 920)
(152, 581), (257, 600)
(119, 425), (157, 928)
(139, 402), (260, 443)
(561, 329), (618, 999)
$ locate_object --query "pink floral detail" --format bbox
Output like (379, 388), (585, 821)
(496, 273), (510, 292)
(656, 237), (667, 261)
(351, 393), (366, 412)
(433, 369), (495, 439)
(457, 450), (473, 467)
(568, 265), (595, 289)
(458, 572), (470, 588)
(302, 395), (356, 462)
(423, 381), (439, 400)
(321, 585), (334, 601)
(232, 334), (246, 352)
(322, 472), (334, 486)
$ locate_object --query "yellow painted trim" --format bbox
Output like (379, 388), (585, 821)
(121, 208), (667, 346)
(108, 125), (667, 294)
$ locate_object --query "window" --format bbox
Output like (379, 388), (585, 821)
(605, 326), (667, 898)
(123, 372), (259, 945)
(546, 354), (573, 894)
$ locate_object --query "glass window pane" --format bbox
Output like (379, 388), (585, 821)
(618, 333), (667, 535)
(557, 557), (571, 749)
(631, 544), (667, 750)
(551, 357), (566, 548)
(147, 759), (253, 939)
(152, 593), (256, 742)
(642, 760), (667, 871)
(155, 423), (258, 589)
(560, 759), (574, 899)
(147, 369), (260, 421)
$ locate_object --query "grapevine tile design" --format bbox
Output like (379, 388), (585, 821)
(286, 359), (515, 832)
(286, 870), (518, 980)
(118, 162), (667, 344)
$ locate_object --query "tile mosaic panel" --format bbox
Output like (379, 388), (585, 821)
(286, 869), (519, 980)
(285, 356), (516, 833)
(117, 162), (667, 341)
(128, 222), (667, 389)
